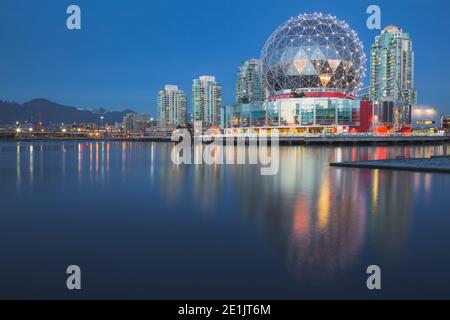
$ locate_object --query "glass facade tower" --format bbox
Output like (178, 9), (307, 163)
(370, 26), (416, 124)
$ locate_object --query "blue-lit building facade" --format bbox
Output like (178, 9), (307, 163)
(224, 92), (360, 133)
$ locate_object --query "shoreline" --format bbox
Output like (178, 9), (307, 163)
(0, 135), (449, 146)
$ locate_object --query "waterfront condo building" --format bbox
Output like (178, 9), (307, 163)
(370, 26), (416, 125)
(192, 76), (222, 127)
(236, 59), (265, 105)
(157, 85), (187, 128)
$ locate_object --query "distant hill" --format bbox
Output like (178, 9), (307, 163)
(0, 99), (136, 125)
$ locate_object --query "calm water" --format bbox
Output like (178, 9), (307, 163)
(0, 141), (450, 299)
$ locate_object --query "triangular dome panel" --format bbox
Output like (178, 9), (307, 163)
(310, 47), (326, 60)
(286, 63), (299, 76)
(328, 59), (342, 72)
(302, 60), (317, 76)
(293, 59), (309, 74)
(294, 48), (309, 60)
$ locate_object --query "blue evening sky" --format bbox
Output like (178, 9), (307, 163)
(1, 0), (449, 115)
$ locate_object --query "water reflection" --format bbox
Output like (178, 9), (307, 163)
(1, 141), (448, 286)
(368, 169), (414, 262)
(232, 147), (369, 281)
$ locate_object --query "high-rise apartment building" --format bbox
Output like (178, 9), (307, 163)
(192, 76), (222, 127)
(370, 26), (416, 124)
(157, 85), (187, 128)
(236, 59), (264, 105)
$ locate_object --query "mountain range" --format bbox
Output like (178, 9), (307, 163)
(0, 99), (136, 126)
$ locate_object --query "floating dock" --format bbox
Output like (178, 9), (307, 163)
(331, 156), (450, 174)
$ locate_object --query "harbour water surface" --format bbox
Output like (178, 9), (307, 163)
(0, 141), (450, 299)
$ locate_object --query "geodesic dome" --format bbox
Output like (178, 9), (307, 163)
(260, 13), (366, 95)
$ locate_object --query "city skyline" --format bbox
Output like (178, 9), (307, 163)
(1, 1), (450, 302)
(1, 0), (449, 115)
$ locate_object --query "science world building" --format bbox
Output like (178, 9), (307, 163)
(224, 13), (368, 134)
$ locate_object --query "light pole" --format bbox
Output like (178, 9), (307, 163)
(15, 121), (21, 136)
(372, 101), (379, 132)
